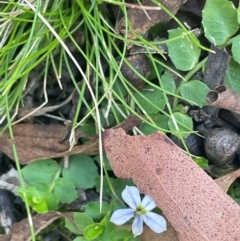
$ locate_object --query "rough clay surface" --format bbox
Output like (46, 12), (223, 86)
(103, 129), (240, 241)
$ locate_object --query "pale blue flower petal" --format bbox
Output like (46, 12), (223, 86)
(122, 186), (141, 209)
(143, 212), (167, 233)
(132, 216), (143, 237)
(110, 208), (134, 225)
(141, 194), (157, 211)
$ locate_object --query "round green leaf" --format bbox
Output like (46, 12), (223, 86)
(111, 178), (135, 199)
(83, 201), (110, 219)
(232, 35), (240, 64)
(98, 220), (115, 240)
(84, 223), (103, 240)
(95, 176), (113, 196)
(166, 28), (201, 71)
(148, 61), (164, 81)
(161, 73), (176, 93)
(225, 58), (240, 94)
(45, 192), (59, 211)
(22, 159), (60, 185)
(94, 152), (112, 171)
(54, 177), (78, 204)
(234, 187), (240, 198)
(202, 0), (238, 46)
(133, 86), (166, 114)
(73, 237), (88, 241)
(140, 114), (169, 135)
(30, 181), (49, 192)
(80, 123), (96, 143)
(110, 230), (133, 241)
(179, 80), (210, 107)
(237, 5), (240, 24)
(65, 212), (94, 234)
(168, 112), (193, 138)
(110, 104), (128, 123)
(62, 154), (98, 189)
(104, 77), (127, 97)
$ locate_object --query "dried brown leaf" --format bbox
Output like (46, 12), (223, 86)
(116, 0), (186, 45)
(0, 212), (80, 241)
(215, 168), (240, 193)
(0, 124), (69, 164)
(103, 129), (240, 241)
(0, 212), (62, 241)
(0, 116), (141, 164)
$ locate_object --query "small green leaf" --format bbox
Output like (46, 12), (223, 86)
(232, 35), (240, 64)
(73, 237), (88, 241)
(234, 187), (240, 198)
(95, 176), (113, 196)
(168, 112), (193, 138)
(111, 178), (135, 199)
(45, 192), (59, 210)
(202, 0), (238, 46)
(225, 58), (240, 94)
(94, 151), (112, 170)
(174, 104), (186, 113)
(112, 78), (127, 97)
(110, 104), (128, 123)
(148, 61), (164, 81)
(19, 186), (49, 213)
(193, 157), (208, 169)
(179, 80), (210, 107)
(99, 109), (114, 127)
(84, 223), (103, 240)
(54, 177), (78, 204)
(99, 219), (115, 240)
(161, 73), (176, 93)
(133, 86), (166, 114)
(62, 154), (98, 189)
(167, 28), (201, 71)
(110, 230), (133, 241)
(30, 181), (49, 192)
(140, 114), (169, 135)
(237, 5), (240, 24)
(22, 159), (60, 185)
(83, 201), (110, 219)
(80, 123), (96, 143)
(65, 212), (94, 234)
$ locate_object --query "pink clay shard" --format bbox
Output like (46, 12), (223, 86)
(103, 128), (240, 241)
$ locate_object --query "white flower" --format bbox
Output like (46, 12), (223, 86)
(110, 186), (167, 237)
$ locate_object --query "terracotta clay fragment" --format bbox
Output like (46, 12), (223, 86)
(103, 128), (240, 241)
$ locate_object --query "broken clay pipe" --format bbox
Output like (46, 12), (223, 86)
(206, 85), (240, 115)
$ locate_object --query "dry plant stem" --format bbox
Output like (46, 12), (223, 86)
(206, 85), (240, 115)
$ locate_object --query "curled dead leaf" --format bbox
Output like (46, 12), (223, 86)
(206, 85), (240, 115)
